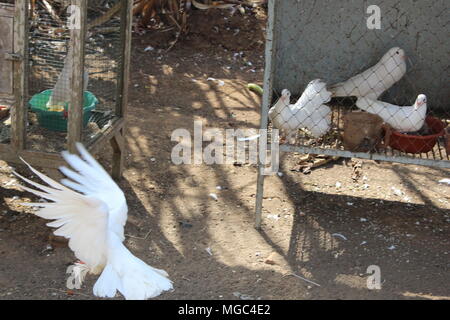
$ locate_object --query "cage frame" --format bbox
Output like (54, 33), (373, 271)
(0, 0), (133, 179)
(254, 0), (450, 229)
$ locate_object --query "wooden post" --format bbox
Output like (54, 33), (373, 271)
(111, 130), (124, 179)
(0, 3), (14, 101)
(116, 0), (132, 118)
(67, 0), (87, 154)
(111, 0), (132, 179)
(11, 0), (28, 151)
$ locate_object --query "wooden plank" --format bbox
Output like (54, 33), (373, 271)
(0, 3), (14, 97)
(115, 0), (132, 119)
(109, 0), (132, 180)
(86, 118), (125, 179)
(2, 120), (122, 171)
(11, 0), (28, 151)
(67, 0), (87, 153)
(0, 144), (66, 169)
(86, 117), (124, 155)
(110, 129), (124, 180)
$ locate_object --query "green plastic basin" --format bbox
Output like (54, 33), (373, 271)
(29, 90), (98, 132)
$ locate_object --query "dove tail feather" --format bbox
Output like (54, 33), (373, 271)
(93, 238), (173, 300)
(119, 261), (173, 300)
(93, 264), (122, 298)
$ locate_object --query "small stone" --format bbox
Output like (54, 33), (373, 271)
(264, 259), (276, 265)
(264, 252), (278, 265)
(209, 193), (218, 201)
(179, 221), (193, 229)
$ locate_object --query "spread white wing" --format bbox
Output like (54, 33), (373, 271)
(14, 143), (127, 270)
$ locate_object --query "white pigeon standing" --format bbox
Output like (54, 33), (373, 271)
(268, 89), (294, 135)
(13, 143), (173, 300)
(329, 47), (407, 100)
(268, 80), (332, 141)
(292, 79), (332, 137)
(356, 94), (427, 132)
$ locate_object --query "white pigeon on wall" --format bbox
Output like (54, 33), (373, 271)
(268, 79), (332, 140)
(14, 143), (173, 300)
(355, 94), (427, 133)
(329, 47), (407, 100)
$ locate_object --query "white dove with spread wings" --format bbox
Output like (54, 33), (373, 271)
(329, 47), (407, 100)
(14, 143), (173, 300)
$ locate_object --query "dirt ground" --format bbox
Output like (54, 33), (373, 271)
(1, 9), (449, 300)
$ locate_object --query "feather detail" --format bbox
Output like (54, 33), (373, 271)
(14, 143), (172, 299)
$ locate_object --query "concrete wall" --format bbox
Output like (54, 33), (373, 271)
(271, 0), (449, 110)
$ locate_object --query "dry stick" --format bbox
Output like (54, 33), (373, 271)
(169, 0), (181, 21)
(192, 0), (234, 9)
(166, 12), (182, 31)
(312, 156), (340, 168)
(445, 138), (450, 160)
(436, 138), (444, 160)
(222, 0), (262, 8)
(165, 14), (183, 51)
(89, 26), (120, 36)
(431, 144), (437, 160)
(87, 1), (122, 30)
(45, 288), (92, 298)
(286, 273), (321, 287)
(125, 230), (151, 240)
(41, 0), (63, 25)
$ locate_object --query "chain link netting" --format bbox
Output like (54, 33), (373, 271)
(83, 0), (122, 144)
(267, 0), (449, 163)
(13, 0), (124, 152)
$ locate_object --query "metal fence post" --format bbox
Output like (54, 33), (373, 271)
(255, 0), (277, 229)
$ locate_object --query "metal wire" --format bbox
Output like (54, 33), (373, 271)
(255, 0), (450, 229)
(19, 0), (124, 152)
(266, 0), (449, 164)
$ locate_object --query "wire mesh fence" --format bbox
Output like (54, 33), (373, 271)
(22, 0), (124, 152)
(83, 0), (122, 144)
(27, 1), (72, 152)
(0, 1), (15, 145)
(0, 0), (129, 175)
(255, 0), (449, 228)
(265, 0), (450, 167)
